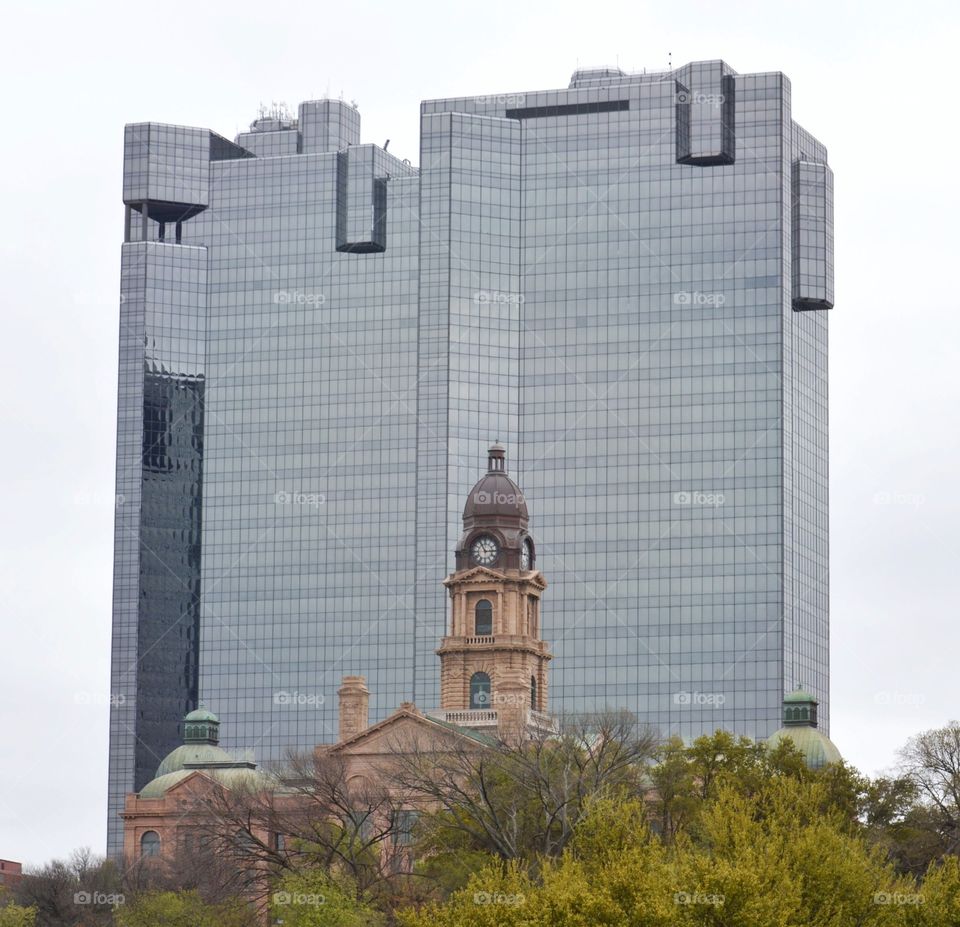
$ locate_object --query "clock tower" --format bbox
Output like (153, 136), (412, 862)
(435, 444), (554, 738)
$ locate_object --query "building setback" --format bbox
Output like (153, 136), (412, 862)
(108, 60), (833, 855)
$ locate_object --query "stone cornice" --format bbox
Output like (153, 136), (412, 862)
(443, 566), (547, 591)
(436, 635), (552, 659)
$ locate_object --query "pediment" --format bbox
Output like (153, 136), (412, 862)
(325, 706), (479, 757)
(160, 769), (212, 797)
(443, 566), (546, 590)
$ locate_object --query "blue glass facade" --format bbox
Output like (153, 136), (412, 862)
(108, 62), (833, 855)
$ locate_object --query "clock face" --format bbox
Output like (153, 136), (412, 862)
(520, 539), (533, 571)
(470, 535), (499, 566)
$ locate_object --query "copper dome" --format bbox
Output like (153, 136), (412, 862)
(462, 443), (528, 523)
(455, 444), (534, 573)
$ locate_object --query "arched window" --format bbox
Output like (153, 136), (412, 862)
(470, 672), (491, 709)
(475, 599), (493, 636)
(140, 831), (161, 858)
(531, 675), (538, 710)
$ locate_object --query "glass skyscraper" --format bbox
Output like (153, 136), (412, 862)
(108, 60), (833, 854)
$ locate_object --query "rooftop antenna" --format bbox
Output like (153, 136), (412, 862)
(384, 139), (390, 151)
(668, 51), (673, 69)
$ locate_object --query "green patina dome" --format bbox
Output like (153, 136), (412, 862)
(766, 725), (843, 770)
(139, 765), (263, 799)
(765, 688), (842, 771)
(139, 769), (193, 798)
(139, 706), (262, 797)
(152, 704), (230, 777)
(154, 742), (236, 778)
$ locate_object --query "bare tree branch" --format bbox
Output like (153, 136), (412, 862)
(387, 710), (658, 866)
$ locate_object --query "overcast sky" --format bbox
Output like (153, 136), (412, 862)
(1, 0), (957, 868)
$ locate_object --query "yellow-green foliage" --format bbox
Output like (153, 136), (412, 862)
(269, 870), (384, 927)
(114, 890), (255, 927)
(0, 905), (37, 927)
(400, 777), (950, 926)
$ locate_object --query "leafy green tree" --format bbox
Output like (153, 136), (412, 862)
(269, 871), (384, 926)
(649, 731), (814, 842)
(400, 779), (929, 926)
(399, 798), (676, 926)
(855, 773), (939, 876)
(863, 774), (920, 829)
(647, 735), (699, 841)
(684, 730), (772, 799)
(113, 889), (255, 927)
(687, 777), (914, 926)
(411, 843), (497, 901)
(901, 853), (960, 925)
(0, 904), (37, 927)
(896, 721), (960, 870)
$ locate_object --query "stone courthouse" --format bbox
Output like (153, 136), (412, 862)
(120, 443), (841, 863)
(122, 445), (557, 862)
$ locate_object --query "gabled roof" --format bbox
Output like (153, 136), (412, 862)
(324, 703), (495, 756)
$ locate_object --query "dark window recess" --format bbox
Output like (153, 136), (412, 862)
(475, 600), (493, 636)
(470, 672), (492, 709)
(140, 831), (161, 858)
(506, 100), (629, 120)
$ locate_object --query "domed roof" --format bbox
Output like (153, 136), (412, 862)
(765, 688), (841, 770)
(155, 742), (235, 778)
(140, 706), (263, 798)
(766, 725), (842, 770)
(140, 765), (265, 798)
(139, 769), (192, 798)
(462, 443), (528, 523)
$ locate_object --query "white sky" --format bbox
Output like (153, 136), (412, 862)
(1, 0), (957, 868)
